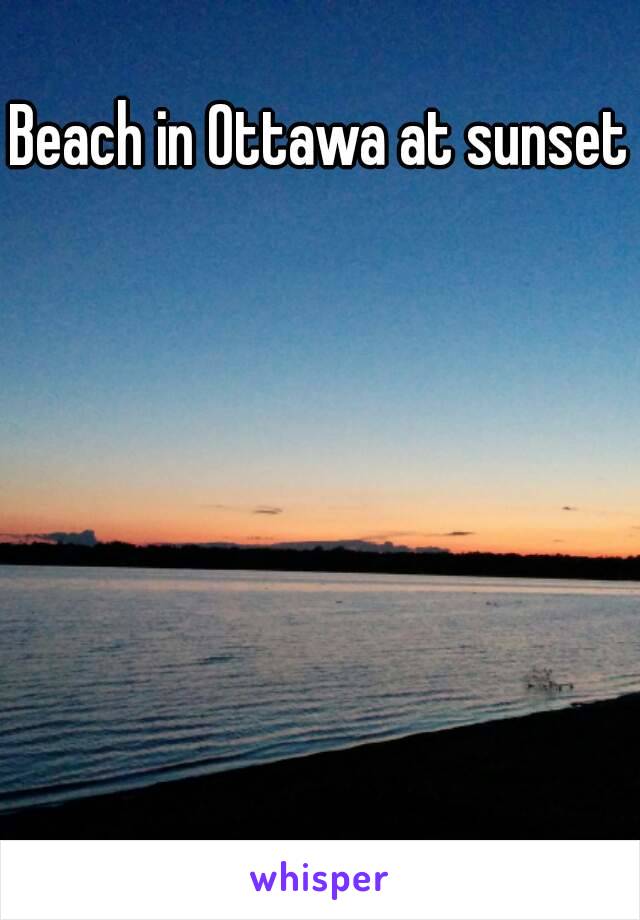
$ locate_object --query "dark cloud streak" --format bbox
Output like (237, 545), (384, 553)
(428, 531), (476, 537)
(200, 503), (284, 515)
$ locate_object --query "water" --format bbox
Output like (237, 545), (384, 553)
(1, 564), (640, 811)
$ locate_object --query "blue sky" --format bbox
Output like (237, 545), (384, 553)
(2, 0), (640, 552)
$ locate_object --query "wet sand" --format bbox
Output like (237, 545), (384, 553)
(2, 693), (638, 838)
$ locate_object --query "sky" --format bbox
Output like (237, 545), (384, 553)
(2, 0), (640, 555)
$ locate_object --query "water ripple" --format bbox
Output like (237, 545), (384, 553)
(2, 565), (640, 810)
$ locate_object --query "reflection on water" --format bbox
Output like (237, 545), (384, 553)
(1, 565), (639, 810)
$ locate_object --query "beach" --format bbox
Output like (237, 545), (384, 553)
(2, 692), (638, 839)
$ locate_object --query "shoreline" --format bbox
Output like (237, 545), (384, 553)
(2, 692), (639, 839)
(3, 543), (640, 582)
(4, 560), (640, 588)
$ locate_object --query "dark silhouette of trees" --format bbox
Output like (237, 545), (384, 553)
(2, 541), (640, 581)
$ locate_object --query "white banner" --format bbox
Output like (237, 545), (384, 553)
(1, 839), (638, 920)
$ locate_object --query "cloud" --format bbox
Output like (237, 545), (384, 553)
(562, 506), (579, 512)
(0, 529), (98, 546)
(361, 530), (430, 542)
(426, 530), (476, 537)
(200, 503), (284, 515)
(273, 538), (450, 555)
(359, 529), (476, 544)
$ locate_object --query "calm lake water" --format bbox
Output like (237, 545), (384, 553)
(1, 564), (640, 811)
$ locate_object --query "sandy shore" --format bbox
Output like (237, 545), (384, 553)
(2, 693), (639, 838)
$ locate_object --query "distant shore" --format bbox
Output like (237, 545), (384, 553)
(3, 540), (640, 581)
(2, 692), (639, 838)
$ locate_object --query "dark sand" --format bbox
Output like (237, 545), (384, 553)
(2, 693), (639, 838)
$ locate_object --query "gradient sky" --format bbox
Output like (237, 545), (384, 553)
(2, 0), (640, 555)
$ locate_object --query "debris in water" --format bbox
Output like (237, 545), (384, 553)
(526, 667), (574, 692)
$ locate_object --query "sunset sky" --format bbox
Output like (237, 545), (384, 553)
(2, 0), (640, 556)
